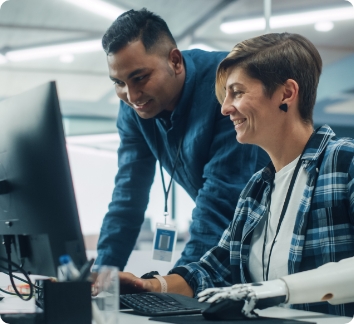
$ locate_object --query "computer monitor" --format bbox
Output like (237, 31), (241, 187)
(0, 81), (87, 277)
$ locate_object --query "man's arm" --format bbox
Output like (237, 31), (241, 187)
(118, 221), (236, 297)
(95, 104), (156, 270)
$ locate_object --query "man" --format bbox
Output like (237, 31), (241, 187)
(94, 8), (267, 270)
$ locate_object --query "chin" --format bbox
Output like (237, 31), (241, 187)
(135, 109), (158, 119)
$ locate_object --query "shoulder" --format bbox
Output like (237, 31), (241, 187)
(323, 136), (354, 172)
(182, 49), (228, 79)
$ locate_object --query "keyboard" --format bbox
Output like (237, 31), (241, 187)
(120, 292), (209, 316)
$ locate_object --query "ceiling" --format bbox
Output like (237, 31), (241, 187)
(0, 0), (354, 137)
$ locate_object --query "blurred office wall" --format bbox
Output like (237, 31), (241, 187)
(0, 0), (353, 250)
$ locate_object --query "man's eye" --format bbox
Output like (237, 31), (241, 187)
(135, 75), (147, 82)
(113, 80), (125, 86)
(233, 91), (242, 97)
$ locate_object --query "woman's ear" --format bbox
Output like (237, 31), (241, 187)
(280, 79), (299, 109)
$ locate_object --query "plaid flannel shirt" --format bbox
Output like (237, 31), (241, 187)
(170, 125), (354, 316)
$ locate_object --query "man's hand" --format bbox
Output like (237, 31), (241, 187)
(119, 272), (160, 295)
(198, 279), (288, 318)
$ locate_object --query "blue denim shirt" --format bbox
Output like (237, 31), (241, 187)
(95, 49), (269, 270)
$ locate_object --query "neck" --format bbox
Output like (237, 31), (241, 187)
(165, 67), (186, 112)
(265, 123), (313, 172)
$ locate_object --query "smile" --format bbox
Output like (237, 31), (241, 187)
(233, 118), (246, 127)
(132, 100), (151, 109)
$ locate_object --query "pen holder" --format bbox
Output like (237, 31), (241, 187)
(42, 280), (91, 324)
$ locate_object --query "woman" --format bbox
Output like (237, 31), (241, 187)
(119, 32), (354, 317)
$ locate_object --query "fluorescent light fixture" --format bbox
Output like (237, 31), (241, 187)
(314, 21), (334, 32)
(60, 53), (75, 63)
(62, 0), (125, 20)
(221, 6), (354, 34)
(0, 54), (7, 65)
(6, 39), (102, 62)
(188, 43), (218, 51)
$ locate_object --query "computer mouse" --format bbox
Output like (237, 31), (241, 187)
(202, 298), (247, 320)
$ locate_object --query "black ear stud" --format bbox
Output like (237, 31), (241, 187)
(279, 103), (288, 112)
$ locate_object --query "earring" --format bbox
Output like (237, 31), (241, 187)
(279, 103), (288, 112)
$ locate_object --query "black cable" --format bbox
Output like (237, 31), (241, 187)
(0, 264), (42, 290)
(1, 236), (34, 301)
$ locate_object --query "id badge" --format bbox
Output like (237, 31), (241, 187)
(152, 223), (177, 262)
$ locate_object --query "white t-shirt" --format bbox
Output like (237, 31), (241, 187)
(248, 155), (308, 282)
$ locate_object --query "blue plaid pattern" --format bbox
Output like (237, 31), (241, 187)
(170, 125), (354, 316)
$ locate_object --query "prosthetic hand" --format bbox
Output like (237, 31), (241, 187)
(198, 257), (354, 318)
(198, 280), (287, 318)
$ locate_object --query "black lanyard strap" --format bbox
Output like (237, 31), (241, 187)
(262, 132), (315, 281)
(154, 122), (185, 224)
(262, 154), (303, 281)
(159, 136), (183, 221)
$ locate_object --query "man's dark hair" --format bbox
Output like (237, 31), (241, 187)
(216, 33), (322, 125)
(102, 8), (177, 55)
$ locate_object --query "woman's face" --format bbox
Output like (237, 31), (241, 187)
(221, 67), (283, 147)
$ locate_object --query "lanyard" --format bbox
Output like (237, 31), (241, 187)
(154, 123), (185, 224)
(262, 132), (315, 281)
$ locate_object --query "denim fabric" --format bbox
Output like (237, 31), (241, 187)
(95, 49), (269, 270)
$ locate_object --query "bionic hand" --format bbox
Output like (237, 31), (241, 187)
(198, 257), (354, 318)
(198, 280), (287, 318)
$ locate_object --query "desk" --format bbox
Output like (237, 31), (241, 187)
(0, 289), (351, 324)
(0, 254), (352, 324)
(119, 308), (352, 324)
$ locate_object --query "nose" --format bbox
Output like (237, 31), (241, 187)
(117, 85), (142, 104)
(127, 86), (143, 104)
(221, 93), (234, 116)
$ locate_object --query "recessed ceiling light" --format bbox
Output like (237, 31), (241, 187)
(6, 39), (102, 62)
(314, 21), (334, 32)
(60, 54), (75, 63)
(221, 6), (354, 34)
(62, 0), (125, 20)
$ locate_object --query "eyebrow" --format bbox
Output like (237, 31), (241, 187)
(109, 68), (149, 83)
(227, 82), (244, 90)
(128, 68), (149, 79)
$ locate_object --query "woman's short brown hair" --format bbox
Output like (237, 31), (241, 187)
(216, 33), (322, 124)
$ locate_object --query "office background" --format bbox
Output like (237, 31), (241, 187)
(0, 0), (353, 253)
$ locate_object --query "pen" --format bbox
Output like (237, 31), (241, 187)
(77, 258), (95, 282)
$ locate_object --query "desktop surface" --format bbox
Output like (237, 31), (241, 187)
(0, 253), (351, 324)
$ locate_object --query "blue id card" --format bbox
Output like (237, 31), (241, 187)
(152, 223), (177, 262)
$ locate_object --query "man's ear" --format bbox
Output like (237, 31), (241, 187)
(281, 79), (299, 106)
(169, 48), (183, 75)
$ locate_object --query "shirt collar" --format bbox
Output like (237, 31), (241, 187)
(170, 52), (196, 122)
(261, 124), (335, 182)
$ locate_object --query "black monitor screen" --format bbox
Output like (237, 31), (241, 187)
(0, 81), (87, 277)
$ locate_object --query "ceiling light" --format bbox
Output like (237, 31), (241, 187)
(314, 21), (334, 32)
(62, 0), (125, 20)
(60, 54), (75, 63)
(221, 6), (354, 34)
(6, 39), (102, 62)
(188, 43), (218, 51)
(0, 54), (7, 65)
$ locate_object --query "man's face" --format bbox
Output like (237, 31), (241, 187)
(107, 40), (183, 119)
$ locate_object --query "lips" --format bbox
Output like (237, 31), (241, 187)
(132, 99), (151, 109)
(232, 118), (246, 128)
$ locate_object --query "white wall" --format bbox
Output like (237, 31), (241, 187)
(66, 134), (194, 238)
